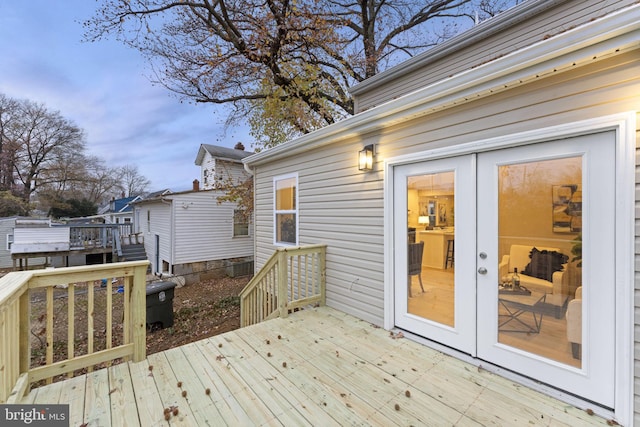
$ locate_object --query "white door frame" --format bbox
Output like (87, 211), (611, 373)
(383, 112), (635, 424)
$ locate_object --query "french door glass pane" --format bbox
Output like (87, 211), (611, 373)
(497, 156), (582, 367)
(407, 172), (455, 327)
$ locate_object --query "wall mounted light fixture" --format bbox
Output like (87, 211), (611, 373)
(358, 144), (375, 171)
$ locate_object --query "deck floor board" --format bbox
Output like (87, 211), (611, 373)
(107, 362), (140, 427)
(21, 306), (607, 426)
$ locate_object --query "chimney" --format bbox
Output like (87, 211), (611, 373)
(193, 179), (200, 191)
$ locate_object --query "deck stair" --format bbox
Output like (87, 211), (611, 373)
(240, 244), (326, 327)
(119, 243), (147, 262)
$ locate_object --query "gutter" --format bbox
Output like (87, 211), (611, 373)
(243, 3), (640, 167)
(244, 161), (254, 176)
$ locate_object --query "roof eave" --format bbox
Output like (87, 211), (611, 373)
(244, 4), (640, 167)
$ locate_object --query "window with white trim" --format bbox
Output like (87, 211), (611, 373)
(233, 209), (249, 237)
(274, 174), (297, 245)
(6, 233), (13, 251)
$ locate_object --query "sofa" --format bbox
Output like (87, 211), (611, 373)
(498, 245), (569, 311)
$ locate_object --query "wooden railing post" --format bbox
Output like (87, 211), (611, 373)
(277, 250), (288, 318)
(18, 291), (30, 378)
(319, 246), (327, 306)
(131, 264), (147, 362)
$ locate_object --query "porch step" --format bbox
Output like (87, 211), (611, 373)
(119, 243), (147, 262)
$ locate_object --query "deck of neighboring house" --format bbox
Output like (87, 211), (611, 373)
(11, 223), (146, 269)
(19, 306), (606, 426)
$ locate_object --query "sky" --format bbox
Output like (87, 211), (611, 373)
(0, 1), (252, 192)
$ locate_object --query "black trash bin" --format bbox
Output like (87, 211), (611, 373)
(146, 281), (176, 329)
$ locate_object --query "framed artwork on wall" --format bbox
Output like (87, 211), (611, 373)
(552, 184), (581, 233)
(437, 200), (448, 226)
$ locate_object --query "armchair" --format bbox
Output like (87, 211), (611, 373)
(566, 287), (582, 359)
(498, 245), (568, 311)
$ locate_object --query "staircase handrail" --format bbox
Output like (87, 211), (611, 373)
(113, 227), (123, 257)
(240, 244), (326, 327)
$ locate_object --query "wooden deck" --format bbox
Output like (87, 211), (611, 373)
(19, 307), (607, 426)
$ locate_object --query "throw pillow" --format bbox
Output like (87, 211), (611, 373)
(523, 247), (569, 282)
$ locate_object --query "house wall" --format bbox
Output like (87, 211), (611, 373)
(172, 191), (253, 265)
(200, 152), (217, 189)
(139, 202), (173, 274)
(214, 160), (250, 186)
(137, 190), (253, 279)
(200, 153), (249, 189)
(352, 0), (637, 113)
(251, 51), (640, 420)
(0, 218), (16, 268)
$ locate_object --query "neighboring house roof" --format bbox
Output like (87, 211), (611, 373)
(133, 188), (220, 205)
(145, 189), (172, 199)
(194, 144), (253, 166)
(98, 195), (143, 215)
(114, 196), (141, 213)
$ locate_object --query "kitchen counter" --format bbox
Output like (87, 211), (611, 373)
(418, 229), (454, 269)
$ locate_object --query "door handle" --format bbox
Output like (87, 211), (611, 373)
(478, 267), (487, 275)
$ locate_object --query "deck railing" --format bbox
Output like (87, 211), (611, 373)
(0, 260), (149, 403)
(240, 245), (326, 327)
(67, 224), (133, 250)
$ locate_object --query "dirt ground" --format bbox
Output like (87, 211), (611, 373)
(145, 275), (249, 355)
(28, 274), (251, 373)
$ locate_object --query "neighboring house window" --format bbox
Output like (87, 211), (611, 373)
(233, 209), (249, 237)
(274, 173), (298, 245)
(147, 210), (151, 232)
(6, 233), (13, 251)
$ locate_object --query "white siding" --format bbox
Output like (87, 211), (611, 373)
(172, 191), (253, 264)
(200, 152), (217, 189)
(214, 160), (249, 186)
(140, 190), (253, 271)
(0, 218), (16, 268)
(12, 227), (70, 253)
(353, 0), (637, 113)
(200, 154), (249, 190)
(253, 49), (640, 335)
(141, 203), (172, 273)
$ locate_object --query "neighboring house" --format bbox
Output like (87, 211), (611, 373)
(243, 1), (639, 425)
(195, 143), (252, 189)
(0, 217), (47, 269)
(134, 189), (172, 235)
(133, 184), (253, 284)
(97, 195), (143, 226)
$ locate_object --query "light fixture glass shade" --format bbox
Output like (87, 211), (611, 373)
(358, 144), (374, 171)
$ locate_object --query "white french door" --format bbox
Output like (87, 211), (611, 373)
(476, 131), (615, 407)
(393, 155), (476, 355)
(393, 131), (616, 407)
